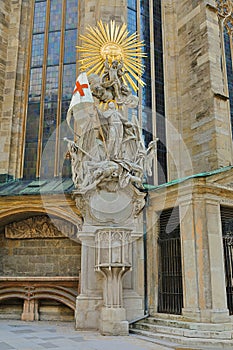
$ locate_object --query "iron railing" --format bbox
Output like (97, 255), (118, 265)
(223, 236), (233, 315)
(221, 206), (233, 315)
(157, 207), (183, 315)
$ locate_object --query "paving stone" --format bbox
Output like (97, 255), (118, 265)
(37, 342), (59, 349)
(40, 336), (65, 341)
(0, 342), (15, 350)
(25, 336), (39, 339)
(0, 320), (187, 350)
(69, 336), (85, 342)
(10, 329), (36, 334)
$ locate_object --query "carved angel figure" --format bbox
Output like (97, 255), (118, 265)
(101, 59), (124, 100)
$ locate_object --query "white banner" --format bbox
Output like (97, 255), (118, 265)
(66, 72), (94, 129)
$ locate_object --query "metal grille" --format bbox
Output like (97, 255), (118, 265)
(221, 207), (233, 315)
(157, 207), (183, 315)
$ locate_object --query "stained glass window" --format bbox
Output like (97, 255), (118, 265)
(43, 102), (57, 136)
(47, 32), (61, 66)
(140, 0), (152, 148)
(64, 30), (77, 63)
(128, 8), (137, 34)
(215, 1), (233, 140)
(65, 0), (78, 29)
(128, 0), (137, 10)
(23, 103), (40, 179)
(24, 0), (78, 179)
(62, 64), (76, 100)
(45, 66), (59, 103)
(154, 0), (167, 184)
(49, 0), (63, 31)
(33, 1), (46, 34)
(127, 0), (167, 184)
(224, 28), (233, 138)
(31, 34), (44, 67)
(28, 68), (42, 103)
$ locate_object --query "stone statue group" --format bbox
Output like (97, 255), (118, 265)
(65, 58), (158, 194)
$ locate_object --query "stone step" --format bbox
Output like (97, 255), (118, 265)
(130, 328), (233, 349)
(139, 316), (233, 332)
(132, 322), (184, 336)
(132, 321), (232, 339)
(131, 332), (180, 349)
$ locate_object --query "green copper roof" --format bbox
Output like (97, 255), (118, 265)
(143, 165), (233, 191)
(0, 178), (74, 196)
(0, 166), (232, 196)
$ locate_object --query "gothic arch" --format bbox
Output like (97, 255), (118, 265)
(0, 205), (82, 232)
(0, 283), (78, 311)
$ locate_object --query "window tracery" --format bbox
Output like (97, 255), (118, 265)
(23, 0), (78, 179)
(216, 0), (233, 136)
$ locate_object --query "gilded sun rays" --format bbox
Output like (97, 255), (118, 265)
(77, 20), (146, 92)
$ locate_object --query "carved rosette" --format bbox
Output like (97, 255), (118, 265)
(216, 0), (233, 18)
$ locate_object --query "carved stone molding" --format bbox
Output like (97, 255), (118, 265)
(95, 228), (132, 308)
(73, 184), (146, 226)
(5, 215), (78, 239)
(216, 0), (233, 33)
(95, 228), (132, 267)
(216, 0), (233, 18)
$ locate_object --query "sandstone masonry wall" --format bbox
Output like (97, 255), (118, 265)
(0, 234), (81, 276)
(0, 0), (11, 180)
(163, 0), (233, 180)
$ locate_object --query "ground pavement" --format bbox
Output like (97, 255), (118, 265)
(0, 320), (227, 350)
(0, 320), (176, 350)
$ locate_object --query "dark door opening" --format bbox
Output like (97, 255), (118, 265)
(157, 207), (183, 315)
(221, 206), (233, 315)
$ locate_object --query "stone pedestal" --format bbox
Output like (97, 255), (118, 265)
(75, 294), (103, 330)
(73, 185), (146, 334)
(75, 232), (103, 330)
(100, 307), (128, 336)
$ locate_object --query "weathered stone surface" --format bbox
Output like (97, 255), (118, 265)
(163, 0), (233, 180)
(147, 167), (233, 325)
(0, 233), (81, 277)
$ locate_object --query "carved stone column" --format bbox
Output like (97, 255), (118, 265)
(180, 196), (230, 323)
(95, 228), (131, 335)
(21, 292), (39, 322)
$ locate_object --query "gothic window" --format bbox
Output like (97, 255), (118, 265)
(224, 27), (233, 136)
(216, 0), (233, 137)
(23, 0), (78, 179)
(127, 0), (167, 184)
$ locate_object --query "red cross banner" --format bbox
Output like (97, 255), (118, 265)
(66, 72), (94, 129)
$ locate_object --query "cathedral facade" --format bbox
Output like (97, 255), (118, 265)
(1, 0), (233, 345)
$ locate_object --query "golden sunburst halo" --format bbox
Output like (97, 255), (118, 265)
(76, 20), (146, 92)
